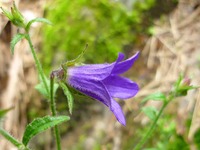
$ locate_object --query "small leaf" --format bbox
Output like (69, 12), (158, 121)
(142, 92), (166, 103)
(10, 33), (26, 54)
(0, 128), (23, 148)
(59, 82), (74, 114)
(35, 82), (48, 98)
(22, 115), (70, 146)
(35, 75), (58, 99)
(176, 85), (197, 96)
(26, 18), (52, 32)
(142, 106), (158, 120)
(0, 107), (13, 118)
(174, 74), (183, 90)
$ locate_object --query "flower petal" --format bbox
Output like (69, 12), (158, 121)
(67, 75), (111, 106)
(103, 75), (139, 99)
(82, 90), (126, 126)
(112, 51), (140, 74)
(67, 64), (111, 80)
(110, 98), (126, 126)
(67, 53), (125, 80)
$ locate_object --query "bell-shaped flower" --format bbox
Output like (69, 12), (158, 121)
(66, 52), (140, 125)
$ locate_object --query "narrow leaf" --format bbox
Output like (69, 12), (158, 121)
(142, 106), (158, 121)
(59, 82), (74, 114)
(142, 92), (166, 103)
(10, 33), (26, 54)
(0, 128), (24, 148)
(0, 107), (13, 118)
(26, 18), (52, 31)
(22, 115), (70, 146)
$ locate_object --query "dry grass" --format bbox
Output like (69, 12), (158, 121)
(136, 0), (200, 145)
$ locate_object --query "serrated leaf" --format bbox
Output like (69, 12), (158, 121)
(59, 82), (74, 114)
(10, 33), (26, 54)
(0, 107), (13, 118)
(22, 115), (70, 146)
(26, 18), (52, 32)
(35, 75), (58, 99)
(142, 92), (166, 103)
(142, 106), (158, 120)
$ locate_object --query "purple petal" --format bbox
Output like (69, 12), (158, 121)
(83, 90), (126, 126)
(67, 53), (125, 80)
(110, 98), (126, 126)
(67, 65), (111, 80)
(67, 75), (111, 106)
(112, 51), (140, 74)
(103, 75), (139, 99)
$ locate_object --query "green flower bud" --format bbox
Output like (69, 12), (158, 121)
(1, 2), (26, 28)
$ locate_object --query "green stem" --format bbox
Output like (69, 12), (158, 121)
(0, 128), (29, 150)
(50, 75), (61, 150)
(133, 101), (169, 150)
(26, 33), (61, 149)
(25, 34), (49, 95)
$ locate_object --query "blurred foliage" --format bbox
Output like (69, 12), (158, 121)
(194, 128), (200, 149)
(124, 113), (200, 150)
(42, 0), (157, 73)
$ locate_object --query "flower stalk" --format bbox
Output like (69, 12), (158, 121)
(50, 73), (61, 150)
(133, 100), (169, 150)
(25, 34), (49, 95)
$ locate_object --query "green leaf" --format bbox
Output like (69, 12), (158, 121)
(10, 33), (26, 54)
(174, 74), (183, 90)
(175, 85), (197, 97)
(22, 115), (70, 146)
(142, 92), (166, 103)
(59, 82), (74, 114)
(26, 18), (52, 32)
(0, 107), (13, 118)
(35, 75), (58, 99)
(142, 106), (158, 121)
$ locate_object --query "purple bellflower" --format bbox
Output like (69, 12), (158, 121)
(67, 52), (139, 125)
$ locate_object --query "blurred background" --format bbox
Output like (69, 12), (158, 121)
(1, 0), (200, 149)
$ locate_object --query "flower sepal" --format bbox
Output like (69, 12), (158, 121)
(1, 2), (26, 28)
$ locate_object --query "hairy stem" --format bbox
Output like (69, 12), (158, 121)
(26, 33), (61, 149)
(26, 34), (49, 95)
(50, 75), (61, 150)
